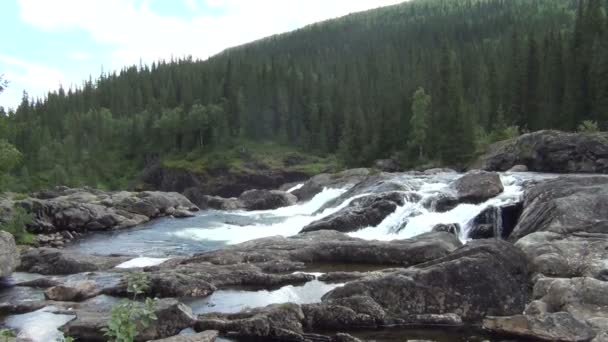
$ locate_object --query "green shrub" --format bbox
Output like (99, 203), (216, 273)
(1, 206), (35, 245)
(0, 329), (15, 342)
(577, 120), (600, 133)
(102, 272), (157, 342)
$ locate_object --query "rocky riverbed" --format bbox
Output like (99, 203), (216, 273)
(2, 131), (608, 342)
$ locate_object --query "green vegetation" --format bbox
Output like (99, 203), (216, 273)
(103, 272), (157, 342)
(0, 0), (607, 191)
(0, 206), (35, 245)
(0, 329), (14, 342)
(578, 120), (600, 133)
(162, 140), (339, 176)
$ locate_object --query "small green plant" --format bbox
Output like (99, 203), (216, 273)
(102, 272), (157, 342)
(57, 336), (76, 342)
(0, 206), (35, 245)
(577, 120), (600, 133)
(0, 329), (15, 342)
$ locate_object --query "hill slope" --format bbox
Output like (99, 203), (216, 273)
(2, 0), (605, 191)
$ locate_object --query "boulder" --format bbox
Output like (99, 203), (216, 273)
(422, 193), (460, 213)
(474, 130), (608, 173)
(60, 298), (196, 342)
(17, 187), (198, 235)
(530, 277), (608, 334)
(0, 231), (19, 277)
(238, 189), (297, 210)
(18, 248), (130, 275)
(199, 195), (244, 211)
(148, 330), (219, 342)
(292, 168), (371, 202)
(451, 170), (504, 204)
(510, 176), (608, 241)
(483, 313), (595, 342)
(300, 192), (409, 234)
(45, 281), (98, 302)
(516, 232), (608, 280)
(508, 164), (529, 172)
(431, 223), (461, 236)
(324, 239), (529, 322)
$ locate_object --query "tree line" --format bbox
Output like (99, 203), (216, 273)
(0, 0), (605, 191)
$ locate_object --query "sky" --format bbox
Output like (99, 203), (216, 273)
(0, 0), (404, 110)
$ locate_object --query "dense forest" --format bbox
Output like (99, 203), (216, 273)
(0, 0), (606, 191)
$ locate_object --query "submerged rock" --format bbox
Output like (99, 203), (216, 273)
(475, 130), (608, 173)
(324, 239), (528, 322)
(300, 192), (410, 234)
(0, 231), (19, 278)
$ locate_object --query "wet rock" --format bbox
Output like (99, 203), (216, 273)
(507, 164), (529, 172)
(318, 173), (411, 211)
(467, 203), (523, 240)
(60, 298), (196, 342)
(467, 224), (495, 240)
(483, 313), (595, 342)
(184, 231), (462, 269)
(422, 193), (459, 213)
(300, 192), (408, 234)
(292, 168), (371, 202)
(0, 231), (19, 277)
(173, 208), (196, 218)
(431, 223), (461, 236)
(238, 189), (297, 210)
(324, 239), (528, 322)
(148, 330), (219, 342)
(474, 130), (608, 173)
(18, 248), (130, 275)
(451, 170), (504, 204)
(333, 333), (364, 342)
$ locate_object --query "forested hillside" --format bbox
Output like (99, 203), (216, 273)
(0, 0), (606, 191)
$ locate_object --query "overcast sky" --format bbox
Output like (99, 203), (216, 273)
(0, 0), (404, 109)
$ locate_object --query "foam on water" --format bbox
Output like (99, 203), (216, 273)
(115, 257), (170, 269)
(349, 173), (550, 241)
(287, 183), (304, 193)
(4, 306), (75, 342)
(172, 187), (350, 244)
(185, 279), (343, 314)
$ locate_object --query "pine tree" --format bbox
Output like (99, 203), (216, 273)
(410, 87), (431, 159)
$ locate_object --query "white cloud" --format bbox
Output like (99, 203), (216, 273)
(0, 54), (67, 110)
(66, 51), (93, 61)
(18, 0), (405, 67)
(9, 0), (405, 108)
